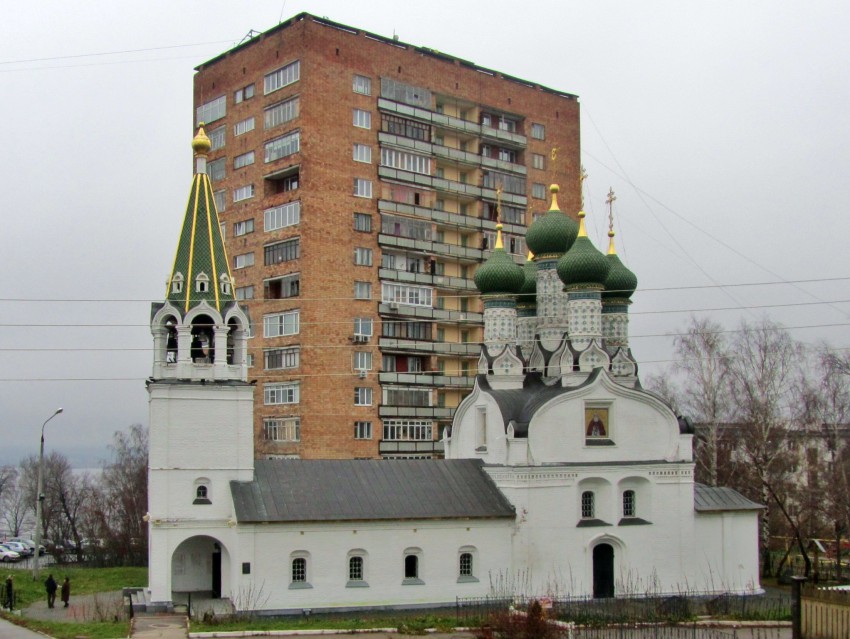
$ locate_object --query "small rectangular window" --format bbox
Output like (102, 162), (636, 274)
(264, 382), (300, 405)
(196, 95), (226, 125)
(208, 158), (226, 182)
(353, 143), (372, 163)
(234, 117), (255, 136)
(234, 253), (254, 269)
(531, 123), (546, 140)
(354, 178), (372, 198)
(234, 151), (255, 169)
(265, 96), (300, 129)
(233, 184), (255, 202)
(353, 109), (371, 129)
(354, 247), (373, 266)
(353, 351), (372, 371)
(235, 285), (254, 300)
(354, 317), (373, 336)
(265, 131), (301, 163)
(265, 201), (301, 231)
(264, 417), (300, 441)
(265, 346), (300, 370)
(213, 189), (227, 212)
(353, 74), (372, 95)
(263, 310), (300, 337)
(354, 212), (372, 232)
(354, 387), (373, 406)
(354, 421), (372, 439)
(209, 125), (225, 151)
(354, 281), (371, 300)
(532, 183), (547, 200)
(532, 153), (545, 170)
(234, 219), (254, 236)
(234, 83), (255, 104)
(264, 60), (300, 95)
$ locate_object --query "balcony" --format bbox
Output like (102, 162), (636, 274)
(378, 372), (475, 388)
(379, 268), (477, 291)
(378, 199), (528, 237)
(379, 405), (456, 419)
(378, 302), (483, 324)
(377, 232), (483, 262)
(378, 132), (526, 176)
(377, 166), (528, 208)
(379, 439), (445, 456)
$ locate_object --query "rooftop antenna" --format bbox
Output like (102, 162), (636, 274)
(393, 30), (399, 42)
(238, 29), (262, 46)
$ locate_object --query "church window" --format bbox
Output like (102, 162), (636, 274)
(193, 478), (211, 505)
(195, 273), (210, 293)
(289, 552), (312, 588)
(459, 553), (473, 578)
(171, 273), (184, 294)
(220, 274), (232, 295)
(402, 547), (423, 584)
(581, 491), (595, 519)
(623, 490), (636, 518)
(349, 556), (363, 581)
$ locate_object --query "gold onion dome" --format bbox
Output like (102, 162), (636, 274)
(192, 124), (212, 154)
(524, 184), (579, 258)
(602, 231), (638, 300)
(474, 224), (525, 295)
(557, 211), (611, 289)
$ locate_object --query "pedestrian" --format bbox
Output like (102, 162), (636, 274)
(4, 575), (13, 611)
(60, 576), (70, 608)
(45, 573), (57, 608)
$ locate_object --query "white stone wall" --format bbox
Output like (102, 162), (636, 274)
(535, 265), (569, 350)
(568, 294), (602, 351)
(484, 304), (517, 349)
(692, 511), (763, 593)
(602, 311), (629, 348)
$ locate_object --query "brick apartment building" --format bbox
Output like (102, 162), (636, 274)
(192, 12), (582, 459)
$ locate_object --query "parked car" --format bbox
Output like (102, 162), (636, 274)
(42, 538), (64, 554)
(8, 537), (45, 556)
(3, 541), (31, 557)
(0, 545), (22, 562)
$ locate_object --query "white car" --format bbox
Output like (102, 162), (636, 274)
(3, 541), (31, 557)
(0, 545), (22, 562)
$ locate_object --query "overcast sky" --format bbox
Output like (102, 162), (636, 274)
(2, 0), (849, 467)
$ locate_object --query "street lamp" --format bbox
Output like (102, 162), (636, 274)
(33, 407), (63, 580)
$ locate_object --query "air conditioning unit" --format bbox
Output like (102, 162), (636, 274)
(357, 370), (368, 379)
(353, 335), (368, 343)
(389, 301), (399, 310)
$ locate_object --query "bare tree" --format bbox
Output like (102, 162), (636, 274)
(1, 472), (29, 537)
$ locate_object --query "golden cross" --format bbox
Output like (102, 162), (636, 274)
(579, 165), (588, 208)
(606, 187), (617, 234)
(495, 184), (503, 223)
(550, 146), (559, 162)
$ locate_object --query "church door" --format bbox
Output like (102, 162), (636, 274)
(592, 543), (614, 598)
(211, 546), (221, 598)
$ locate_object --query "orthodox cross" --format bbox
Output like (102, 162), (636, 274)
(606, 187), (617, 234)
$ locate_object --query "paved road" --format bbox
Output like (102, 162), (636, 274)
(0, 616), (50, 638)
(132, 614), (187, 638)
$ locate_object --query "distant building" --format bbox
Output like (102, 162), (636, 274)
(145, 126), (762, 613)
(192, 12), (581, 460)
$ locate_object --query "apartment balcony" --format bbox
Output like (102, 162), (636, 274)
(378, 232), (483, 262)
(431, 341), (480, 357)
(378, 372), (475, 388)
(379, 267), (477, 291)
(379, 439), (445, 456)
(378, 132), (527, 176)
(378, 98), (527, 148)
(378, 302), (483, 324)
(379, 405), (456, 419)
(378, 337), (480, 358)
(377, 166), (528, 207)
(378, 199), (528, 237)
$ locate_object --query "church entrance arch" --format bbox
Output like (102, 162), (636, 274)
(171, 535), (230, 601)
(592, 543), (615, 598)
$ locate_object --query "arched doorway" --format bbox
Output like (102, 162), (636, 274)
(592, 543), (614, 598)
(171, 535), (230, 602)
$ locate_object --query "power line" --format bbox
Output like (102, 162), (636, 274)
(0, 40), (234, 67)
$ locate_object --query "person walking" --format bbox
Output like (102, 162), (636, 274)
(4, 575), (13, 611)
(44, 574), (57, 608)
(60, 577), (70, 608)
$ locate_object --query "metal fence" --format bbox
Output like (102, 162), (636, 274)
(457, 593), (791, 626)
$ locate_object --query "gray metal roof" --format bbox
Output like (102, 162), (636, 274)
(230, 459), (516, 523)
(694, 483), (764, 512)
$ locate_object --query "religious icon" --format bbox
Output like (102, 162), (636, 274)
(585, 408), (609, 438)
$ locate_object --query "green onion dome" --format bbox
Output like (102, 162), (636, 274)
(602, 232), (638, 300)
(525, 184), (579, 259)
(474, 225), (525, 295)
(517, 252), (537, 306)
(557, 211), (611, 289)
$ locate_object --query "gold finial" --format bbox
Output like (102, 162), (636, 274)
(550, 146), (559, 162)
(548, 184), (560, 211)
(495, 222), (504, 250)
(577, 208), (587, 238)
(192, 123), (211, 155)
(495, 184), (503, 224)
(606, 187), (617, 254)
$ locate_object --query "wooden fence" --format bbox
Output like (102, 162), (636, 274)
(801, 584), (850, 638)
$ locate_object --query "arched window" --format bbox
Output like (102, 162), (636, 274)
(191, 315), (216, 363)
(402, 547), (423, 584)
(196, 485), (207, 499)
(349, 556), (363, 581)
(220, 274), (232, 295)
(289, 551), (312, 589)
(196, 272), (210, 293)
(164, 317), (178, 364)
(193, 478), (211, 504)
(171, 273), (184, 294)
(623, 490), (636, 518)
(581, 491), (595, 519)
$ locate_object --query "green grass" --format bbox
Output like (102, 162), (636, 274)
(192, 611), (465, 633)
(5, 566), (146, 608)
(1, 615), (129, 639)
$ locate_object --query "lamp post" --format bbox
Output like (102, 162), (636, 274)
(33, 407), (63, 580)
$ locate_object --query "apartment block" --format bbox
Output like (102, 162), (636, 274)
(193, 12), (581, 459)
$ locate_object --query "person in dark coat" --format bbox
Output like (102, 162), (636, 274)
(60, 577), (70, 608)
(45, 573), (57, 608)
(4, 575), (13, 610)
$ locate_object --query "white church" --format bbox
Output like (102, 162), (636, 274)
(145, 127), (762, 614)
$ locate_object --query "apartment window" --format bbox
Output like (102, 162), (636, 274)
(232, 152), (254, 171)
(264, 201), (300, 231)
(196, 95), (226, 125)
(265, 131), (301, 163)
(208, 158), (225, 182)
(354, 281), (371, 300)
(354, 317), (373, 337)
(382, 320), (431, 340)
(213, 189), (227, 212)
(264, 382), (300, 405)
(581, 491), (595, 519)
(353, 109), (371, 129)
(380, 148), (431, 175)
(354, 421), (372, 440)
(264, 60), (300, 95)
(209, 125), (225, 151)
(265, 346), (300, 370)
(264, 238), (300, 265)
(532, 183), (547, 200)
(623, 490), (636, 518)
(264, 96), (300, 129)
(234, 219), (254, 236)
(354, 178), (372, 198)
(263, 310), (300, 337)
(233, 184), (255, 202)
(354, 387), (372, 406)
(234, 252), (254, 269)
(353, 143), (372, 163)
(381, 114), (430, 142)
(498, 148), (517, 163)
(498, 117), (517, 132)
(234, 116), (255, 136)
(531, 123), (546, 140)
(264, 417), (300, 441)
(532, 153), (546, 170)
(353, 74), (372, 95)
(382, 283), (433, 307)
(354, 212), (372, 232)
(383, 420), (432, 441)
(353, 351), (372, 371)
(235, 285), (254, 300)
(265, 273), (300, 300)
(354, 247), (373, 266)
(234, 83), (255, 103)
(482, 170), (525, 195)
(384, 387), (430, 407)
